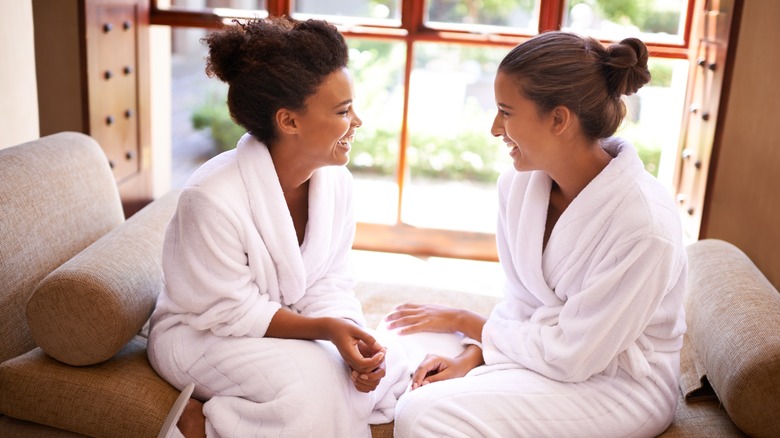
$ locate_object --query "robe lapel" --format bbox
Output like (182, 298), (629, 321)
(542, 137), (644, 294)
(236, 134), (307, 305)
(508, 171), (561, 306)
(299, 167), (336, 288)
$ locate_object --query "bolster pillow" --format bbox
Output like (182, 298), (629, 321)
(685, 239), (780, 438)
(26, 191), (179, 366)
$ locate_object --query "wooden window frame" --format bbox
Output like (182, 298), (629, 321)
(150, 0), (697, 261)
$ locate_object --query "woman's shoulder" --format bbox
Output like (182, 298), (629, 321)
(185, 149), (240, 189)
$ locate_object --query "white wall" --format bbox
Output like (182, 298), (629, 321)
(0, 0), (39, 149)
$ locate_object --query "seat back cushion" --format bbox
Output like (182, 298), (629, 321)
(685, 239), (780, 438)
(26, 191), (180, 366)
(0, 132), (123, 364)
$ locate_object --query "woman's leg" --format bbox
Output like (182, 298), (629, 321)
(187, 337), (372, 437)
(394, 363), (678, 438)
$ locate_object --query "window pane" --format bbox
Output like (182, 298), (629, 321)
(615, 57), (689, 192)
(426, 0), (540, 34)
(347, 38), (406, 225)
(403, 43), (511, 233)
(170, 28), (230, 189)
(562, 0), (688, 44)
(292, 0), (401, 25)
(170, 0), (267, 13)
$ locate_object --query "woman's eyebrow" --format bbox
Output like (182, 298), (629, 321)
(333, 99), (353, 109)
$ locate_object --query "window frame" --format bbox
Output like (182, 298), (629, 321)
(150, 0), (697, 261)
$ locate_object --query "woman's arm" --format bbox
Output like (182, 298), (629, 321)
(267, 309), (387, 393)
(410, 344), (484, 390)
(267, 309), (385, 374)
(384, 303), (487, 342)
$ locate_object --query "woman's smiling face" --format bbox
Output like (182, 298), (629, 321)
(294, 67), (362, 168)
(491, 71), (556, 172)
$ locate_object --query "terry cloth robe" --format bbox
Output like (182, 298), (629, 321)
(394, 138), (687, 438)
(148, 134), (410, 438)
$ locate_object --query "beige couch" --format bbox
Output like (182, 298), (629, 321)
(1, 133), (778, 437)
(0, 132), (190, 437)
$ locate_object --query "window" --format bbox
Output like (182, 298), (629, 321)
(152, 0), (695, 260)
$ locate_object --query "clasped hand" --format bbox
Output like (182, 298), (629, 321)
(325, 318), (387, 393)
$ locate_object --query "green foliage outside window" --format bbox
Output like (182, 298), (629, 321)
(567, 0), (682, 35)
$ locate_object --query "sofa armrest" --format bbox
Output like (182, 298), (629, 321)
(26, 191), (180, 366)
(684, 239), (780, 438)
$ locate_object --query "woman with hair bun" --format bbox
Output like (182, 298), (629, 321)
(148, 17), (409, 437)
(387, 32), (687, 437)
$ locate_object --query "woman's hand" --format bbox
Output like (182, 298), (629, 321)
(410, 345), (484, 390)
(385, 303), (459, 334)
(324, 318), (387, 392)
(385, 303), (487, 341)
(350, 344), (386, 393)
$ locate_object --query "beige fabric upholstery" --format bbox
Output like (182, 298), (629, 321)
(27, 190), (179, 366)
(684, 239), (780, 438)
(0, 415), (88, 437)
(0, 132), (123, 364)
(659, 395), (747, 437)
(0, 337), (180, 438)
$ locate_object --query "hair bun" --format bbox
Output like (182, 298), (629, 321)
(204, 23), (248, 83)
(602, 37), (651, 96)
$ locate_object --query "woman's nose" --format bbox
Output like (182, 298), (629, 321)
(490, 113), (503, 137)
(352, 108), (362, 128)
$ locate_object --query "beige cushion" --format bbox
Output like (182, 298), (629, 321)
(684, 239), (780, 437)
(0, 132), (123, 364)
(0, 337), (179, 438)
(26, 191), (179, 366)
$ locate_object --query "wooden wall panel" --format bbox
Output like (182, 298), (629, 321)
(701, 0), (780, 288)
(33, 0), (152, 217)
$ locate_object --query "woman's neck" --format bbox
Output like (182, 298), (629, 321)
(549, 140), (612, 205)
(268, 139), (315, 194)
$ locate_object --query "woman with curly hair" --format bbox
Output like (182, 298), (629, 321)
(148, 17), (409, 437)
(387, 32), (687, 437)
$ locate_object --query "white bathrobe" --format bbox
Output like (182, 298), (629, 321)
(148, 134), (409, 438)
(394, 138), (687, 438)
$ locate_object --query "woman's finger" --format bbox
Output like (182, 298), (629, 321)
(410, 354), (446, 390)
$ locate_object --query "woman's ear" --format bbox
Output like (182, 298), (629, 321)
(550, 106), (572, 136)
(275, 108), (299, 135)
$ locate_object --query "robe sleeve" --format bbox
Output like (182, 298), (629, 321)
(483, 234), (682, 382)
(162, 187), (281, 338)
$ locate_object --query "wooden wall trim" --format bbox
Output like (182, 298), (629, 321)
(354, 222), (498, 262)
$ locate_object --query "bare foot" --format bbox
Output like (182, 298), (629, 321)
(177, 398), (206, 438)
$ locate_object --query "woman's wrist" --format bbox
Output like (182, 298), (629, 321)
(457, 344), (485, 371)
(454, 309), (486, 342)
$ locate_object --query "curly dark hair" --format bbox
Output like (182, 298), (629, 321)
(498, 32), (651, 141)
(203, 17), (349, 145)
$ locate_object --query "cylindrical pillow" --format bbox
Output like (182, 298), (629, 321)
(26, 191), (179, 366)
(686, 239), (780, 438)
